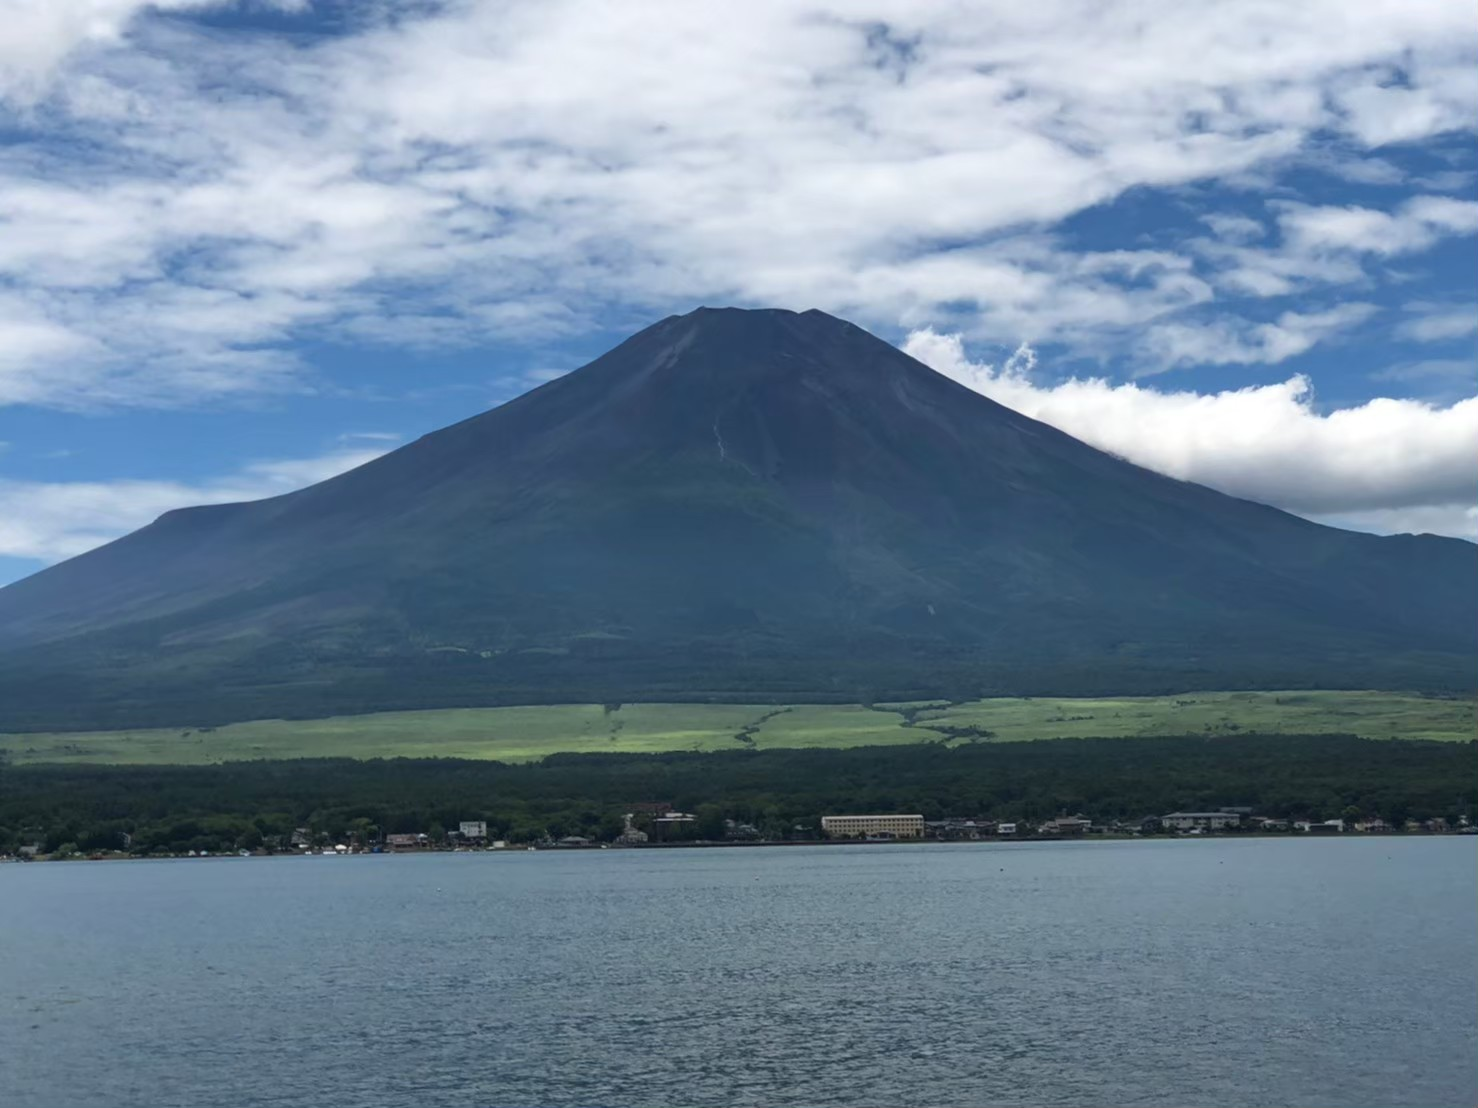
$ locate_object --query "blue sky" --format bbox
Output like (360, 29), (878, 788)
(0, 0), (1474, 585)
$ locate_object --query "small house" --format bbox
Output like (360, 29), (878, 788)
(385, 832), (429, 850)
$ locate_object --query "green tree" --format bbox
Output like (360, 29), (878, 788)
(696, 803), (727, 840)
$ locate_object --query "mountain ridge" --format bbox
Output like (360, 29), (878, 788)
(1, 306), (1473, 730)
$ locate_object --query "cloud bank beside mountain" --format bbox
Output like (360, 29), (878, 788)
(903, 330), (1478, 540)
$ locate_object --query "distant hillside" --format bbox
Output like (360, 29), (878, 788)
(0, 307), (1473, 730)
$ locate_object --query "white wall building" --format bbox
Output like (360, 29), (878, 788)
(1161, 811), (1240, 831)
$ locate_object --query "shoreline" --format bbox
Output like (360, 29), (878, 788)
(8, 828), (1473, 864)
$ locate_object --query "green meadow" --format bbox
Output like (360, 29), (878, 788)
(1, 689), (1470, 767)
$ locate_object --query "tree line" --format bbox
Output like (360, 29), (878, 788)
(1, 732), (1473, 856)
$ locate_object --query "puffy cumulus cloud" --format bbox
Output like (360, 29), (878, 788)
(902, 329), (1478, 534)
(0, 444), (389, 562)
(0, 0), (1474, 407)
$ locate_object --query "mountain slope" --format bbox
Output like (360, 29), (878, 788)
(1, 307), (1473, 729)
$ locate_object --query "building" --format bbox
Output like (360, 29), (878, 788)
(458, 821), (488, 841)
(1041, 816), (1091, 836)
(926, 818), (995, 840)
(1294, 819), (1343, 834)
(997, 822), (1018, 836)
(651, 812), (696, 839)
(615, 814), (649, 845)
(385, 832), (429, 850)
(1161, 811), (1241, 832)
(821, 814), (925, 840)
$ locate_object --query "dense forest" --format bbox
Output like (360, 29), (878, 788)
(2, 733), (1474, 855)
(4, 641), (1477, 733)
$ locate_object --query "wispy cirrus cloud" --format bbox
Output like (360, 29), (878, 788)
(1396, 302), (1478, 344)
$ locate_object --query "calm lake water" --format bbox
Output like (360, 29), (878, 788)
(2, 838), (1474, 1108)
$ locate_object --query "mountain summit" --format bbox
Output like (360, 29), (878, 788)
(1, 307), (1473, 729)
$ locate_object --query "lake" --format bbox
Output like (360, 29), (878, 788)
(2, 838), (1474, 1108)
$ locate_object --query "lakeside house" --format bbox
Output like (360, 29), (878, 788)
(1161, 811), (1241, 832)
(458, 821), (488, 841)
(925, 818), (997, 840)
(651, 812), (697, 840)
(1294, 819), (1344, 833)
(820, 814), (925, 840)
(1040, 815), (1091, 836)
(615, 814), (649, 845)
(725, 819), (761, 839)
(385, 833), (430, 850)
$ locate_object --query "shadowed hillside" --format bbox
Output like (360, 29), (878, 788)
(0, 307), (1473, 729)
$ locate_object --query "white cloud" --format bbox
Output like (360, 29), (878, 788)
(1200, 213), (1267, 244)
(1277, 196), (1478, 257)
(1371, 358), (1474, 386)
(903, 329), (1477, 533)
(1191, 196), (1478, 300)
(1396, 303), (1478, 343)
(0, 2), (216, 99)
(0, 0), (1473, 406)
(1138, 305), (1376, 373)
(0, 444), (389, 562)
(1336, 63), (1478, 148)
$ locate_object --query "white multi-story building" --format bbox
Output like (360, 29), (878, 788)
(459, 821), (488, 840)
(1161, 811), (1240, 832)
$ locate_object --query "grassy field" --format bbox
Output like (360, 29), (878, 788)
(1, 690), (1471, 767)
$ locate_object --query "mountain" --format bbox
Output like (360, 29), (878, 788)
(1, 307), (1473, 730)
